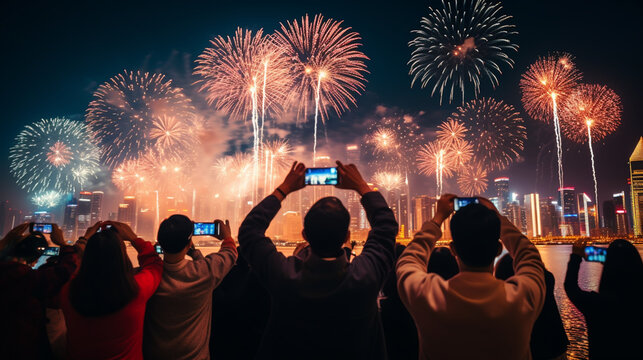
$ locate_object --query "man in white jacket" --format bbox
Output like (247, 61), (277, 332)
(396, 194), (546, 360)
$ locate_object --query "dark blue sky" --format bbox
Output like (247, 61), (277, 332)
(2, 0), (642, 210)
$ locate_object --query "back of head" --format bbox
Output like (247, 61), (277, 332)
(599, 239), (643, 298)
(157, 214), (193, 254)
(427, 247), (459, 280)
(450, 203), (501, 268)
(494, 253), (515, 280)
(70, 230), (138, 317)
(304, 197), (350, 258)
(12, 233), (47, 264)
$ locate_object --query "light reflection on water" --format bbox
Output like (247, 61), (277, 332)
(129, 244), (643, 359)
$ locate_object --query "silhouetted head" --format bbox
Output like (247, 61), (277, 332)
(70, 229), (138, 316)
(303, 197), (350, 258)
(157, 214), (193, 254)
(12, 233), (47, 264)
(450, 203), (501, 268)
(427, 247), (459, 280)
(494, 253), (515, 280)
(599, 239), (643, 298)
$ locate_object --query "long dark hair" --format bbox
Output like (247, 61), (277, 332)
(69, 229), (139, 317)
(599, 239), (643, 299)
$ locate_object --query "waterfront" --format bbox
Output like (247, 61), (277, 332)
(129, 244), (643, 359)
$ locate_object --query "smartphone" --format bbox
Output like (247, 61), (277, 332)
(454, 197), (479, 211)
(43, 247), (60, 256)
(30, 223), (53, 234)
(193, 222), (219, 236)
(585, 246), (607, 263)
(96, 224), (113, 233)
(155, 244), (164, 254)
(305, 167), (339, 186)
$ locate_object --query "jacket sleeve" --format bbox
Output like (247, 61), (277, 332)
(34, 245), (80, 300)
(132, 238), (163, 300)
(350, 191), (398, 288)
(203, 237), (238, 288)
(500, 216), (546, 313)
(238, 195), (289, 289)
(396, 220), (442, 307)
(563, 253), (596, 314)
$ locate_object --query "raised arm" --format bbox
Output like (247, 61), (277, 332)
(238, 162), (306, 287)
(563, 239), (596, 313)
(201, 219), (238, 287)
(396, 194), (453, 306)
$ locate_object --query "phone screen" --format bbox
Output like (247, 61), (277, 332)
(585, 246), (607, 263)
(454, 197), (479, 211)
(32, 223), (53, 234)
(33, 247), (60, 269)
(305, 167), (338, 185)
(193, 222), (219, 236)
(155, 244), (164, 254)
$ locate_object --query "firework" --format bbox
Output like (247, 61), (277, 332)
(10, 117), (100, 195)
(408, 0), (518, 104)
(560, 83), (622, 211)
(86, 70), (197, 167)
(31, 190), (64, 209)
(437, 119), (468, 147)
(458, 165), (488, 196)
(214, 153), (254, 198)
(112, 159), (146, 194)
(520, 52), (582, 188)
(417, 141), (458, 195)
(366, 114), (426, 172)
(274, 13), (369, 162)
(262, 139), (294, 194)
(449, 98), (526, 172)
(372, 171), (404, 191)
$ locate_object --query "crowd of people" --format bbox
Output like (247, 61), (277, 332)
(0, 160), (641, 359)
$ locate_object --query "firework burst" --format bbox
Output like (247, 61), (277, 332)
(417, 141), (458, 195)
(86, 70), (197, 167)
(437, 119), (468, 147)
(366, 114), (426, 172)
(372, 171), (404, 191)
(408, 0), (518, 104)
(458, 165), (488, 196)
(112, 159), (146, 194)
(10, 117), (100, 195)
(31, 190), (64, 209)
(449, 98), (526, 172)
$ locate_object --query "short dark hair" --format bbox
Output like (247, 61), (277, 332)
(450, 203), (500, 267)
(157, 214), (193, 254)
(12, 233), (47, 263)
(304, 197), (350, 258)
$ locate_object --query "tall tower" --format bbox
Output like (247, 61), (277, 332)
(118, 196), (137, 229)
(90, 191), (104, 223)
(77, 191), (92, 235)
(629, 137), (643, 236)
(613, 191), (630, 236)
(558, 187), (579, 236)
(524, 193), (542, 238)
(345, 144), (363, 231)
(577, 193), (597, 237)
(63, 198), (78, 240)
(494, 177), (510, 215)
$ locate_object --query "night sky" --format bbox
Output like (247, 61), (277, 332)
(2, 0), (642, 211)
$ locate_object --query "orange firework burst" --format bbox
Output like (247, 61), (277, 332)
(458, 165), (488, 196)
(274, 13), (369, 122)
(450, 139), (473, 169)
(560, 84), (622, 143)
(112, 159), (146, 194)
(372, 171), (404, 191)
(437, 119), (468, 147)
(370, 128), (398, 153)
(450, 98), (526, 172)
(520, 52), (582, 122)
(417, 141), (458, 178)
(47, 141), (72, 167)
(194, 28), (291, 122)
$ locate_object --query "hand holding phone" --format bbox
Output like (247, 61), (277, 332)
(585, 246), (607, 263)
(305, 167), (339, 186)
(335, 161), (371, 195)
(193, 222), (220, 236)
(30, 223), (53, 234)
(454, 197), (480, 211)
(155, 244), (164, 254)
(277, 161), (306, 196)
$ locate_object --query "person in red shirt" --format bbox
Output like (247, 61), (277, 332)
(59, 221), (163, 360)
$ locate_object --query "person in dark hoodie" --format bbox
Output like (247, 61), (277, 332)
(238, 161), (398, 359)
(495, 253), (569, 359)
(564, 239), (643, 359)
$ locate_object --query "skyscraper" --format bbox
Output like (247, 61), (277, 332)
(629, 137), (643, 236)
(613, 191), (630, 236)
(559, 187), (579, 236)
(539, 197), (558, 237)
(524, 193), (542, 238)
(118, 196), (137, 228)
(577, 193), (598, 237)
(90, 191), (104, 223)
(63, 198), (78, 240)
(494, 177), (510, 215)
(345, 144), (363, 231)
(398, 192), (410, 237)
(413, 195), (436, 232)
(76, 191), (92, 235)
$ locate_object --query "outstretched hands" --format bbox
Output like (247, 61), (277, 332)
(276, 161), (307, 197)
(335, 161), (371, 195)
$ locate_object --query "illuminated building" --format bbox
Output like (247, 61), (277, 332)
(282, 211), (303, 241)
(539, 197), (558, 237)
(489, 197), (500, 210)
(76, 191), (92, 235)
(413, 195), (436, 232)
(506, 202), (525, 233)
(613, 191), (630, 236)
(345, 144), (364, 231)
(558, 187), (579, 236)
(577, 193), (598, 237)
(63, 199), (78, 240)
(524, 193), (542, 238)
(494, 177), (510, 215)
(90, 191), (103, 223)
(118, 196), (137, 229)
(629, 137), (643, 236)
